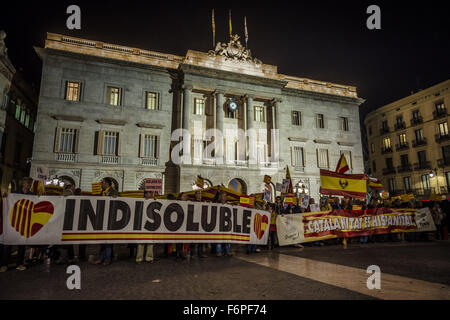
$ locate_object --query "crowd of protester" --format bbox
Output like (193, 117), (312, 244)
(0, 176), (448, 272)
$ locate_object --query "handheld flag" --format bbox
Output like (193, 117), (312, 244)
(335, 154), (349, 174)
(367, 176), (383, 190)
(196, 175), (205, 188)
(91, 182), (102, 195)
(286, 166), (294, 194)
(239, 195), (255, 207)
(320, 169), (367, 199)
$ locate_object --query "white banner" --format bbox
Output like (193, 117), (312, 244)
(2, 194), (270, 245)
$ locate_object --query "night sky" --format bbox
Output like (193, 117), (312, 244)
(1, 0), (449, 120)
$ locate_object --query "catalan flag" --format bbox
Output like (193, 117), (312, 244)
(320, 169), (367, 199)
(229, 10), (232, 38)
(31, 180), (45, 196)
(335, 154), (350, 174)
(119, 190), (144, 198)
(91, 182), (102, 195)
(196, 175), (204, 188)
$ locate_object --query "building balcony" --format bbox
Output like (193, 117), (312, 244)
(410, 116), (423, 126)
(382, 167), (396, 175)
(435, 133), (450, 143)
(395, 143), (409, 151)
(55, 153), (77, 162)
(141, 157), (158, 166)
(397, 163), (412, 173)
(437, 158), (450, 168)
(235, 160), (248, 167)
(394, 121), (406, 131)
(380, 127), (390, 135)
(294, 165), (305, 172)
(413, 187), (435, 196)
(101, 155), (119, 164)
(413, 161), (431, 171)
(202, 158), (216, 166)
(433, 108), (447, 119)
(381, 147), (393, 154)
(412, 138), (427, 147)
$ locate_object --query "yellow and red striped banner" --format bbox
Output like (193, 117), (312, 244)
(239, 195), (255, 208)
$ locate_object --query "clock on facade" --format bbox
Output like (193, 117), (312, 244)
(228, 99), (238, 112)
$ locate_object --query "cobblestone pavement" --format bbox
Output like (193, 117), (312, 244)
(0, 240), (448, 300)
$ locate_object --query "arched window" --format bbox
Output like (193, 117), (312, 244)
(228, 178), (247, 195)
(192, 178), (212, 190)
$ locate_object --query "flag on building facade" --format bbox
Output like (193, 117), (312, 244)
(335, 153), (350, 174)
(229, 10), (232, 38)
(320, 169), (367, 198)
(244, 16), (248, 47)
(212, 9), (216, 47)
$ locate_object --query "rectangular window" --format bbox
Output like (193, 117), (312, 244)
(340, 117), (349, 131)
(254, 106), (265, 122)
(398, 133), (407, 145)
(386, 157), (393, 169)
(65, 81), (81, 101)
(107, 87), (122, 106)
(442, 145), (450, 163)
(371, 143), (375, 153)
(383, 137), (391, 150)
(396, 115), (403, 125)
(292, 111), (301, 126)
(225, 140), (236, 162)
(194, 98), (205, 115)
(403, 177), (412, 192)
(317, 149), (329, 168)
(388, 178), (396, 192)
(292, 146), (304, 167)
(143, 135), (158, 158)
(421, 174), (431, 190)
(400, 154), (409, 166)
(103, 132), (119, 155)
(435, 101), (446, 112)
(412, 110), (420, 120)
(439, 122), (448, 136)
(20, 106), (26, 124)
(59, 128), (77, 153)
(145, 92), (158, 110)
(418, 150), (427, 164)
(257, 144), (266, 163)
(316, 114), (324, 128)
(415, 129), (424, 141)
(382, 120), (388, 130)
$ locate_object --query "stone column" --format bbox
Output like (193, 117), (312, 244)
(271, 99), (281, 164)
(246, 95), (256, 166)
(182, 85), (193, 164)
(215, 90), (225, 164)
(246, 95), (254, 131)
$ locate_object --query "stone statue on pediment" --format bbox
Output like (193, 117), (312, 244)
(208, 34), (262, 65)
(0, 30), (8, 57)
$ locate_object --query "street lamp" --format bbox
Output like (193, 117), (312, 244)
(429, 168), (439, 194)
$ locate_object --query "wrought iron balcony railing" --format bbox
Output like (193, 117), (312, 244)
(433, 108), (447, 119)
(412, 138), (427, 147)
(413, 161), (431, 171)
(397, 163), (412, 173)
(395, 143), (409, 151)
(435, 133), (450, 143)
(394, 121), (406, 131)
(410, 116), (423, 126)
(382, 167), (396, 175)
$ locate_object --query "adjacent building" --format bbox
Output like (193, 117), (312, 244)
(364, 79), (450, 198)
(0, 31), (38, 194)
(31, 32), (364, 200)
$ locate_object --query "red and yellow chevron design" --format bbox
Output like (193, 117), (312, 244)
(253, 213), (268, 240)
(9, 199), (54, 238)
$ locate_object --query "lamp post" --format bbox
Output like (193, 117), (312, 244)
(429, 168), (439, 194)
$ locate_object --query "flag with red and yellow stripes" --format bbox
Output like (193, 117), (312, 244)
(335, 154), (349, 174)
(320, 169), (367, 199)
(239, 195), (255, 207)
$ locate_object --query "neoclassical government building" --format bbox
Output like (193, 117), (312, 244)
(31, 32), (364, 200)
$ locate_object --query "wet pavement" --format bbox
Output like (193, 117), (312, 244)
(0, 240), (449, 300)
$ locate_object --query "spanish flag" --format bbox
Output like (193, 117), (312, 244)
(229, 10), (232, 38)
(196, 175), (204, 188)
(239, 195), (255, 207)
(284, 193), (296, 205)
(335, 154), (349, 174)
(320, 169), (367, 199)
(367, 176), (383, 190)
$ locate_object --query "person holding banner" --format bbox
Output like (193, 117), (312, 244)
(190, 190), (208, 259)
(215, 191), (233, 257)
(136, 191), (156, 264)
(93, 178), (118, 266)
